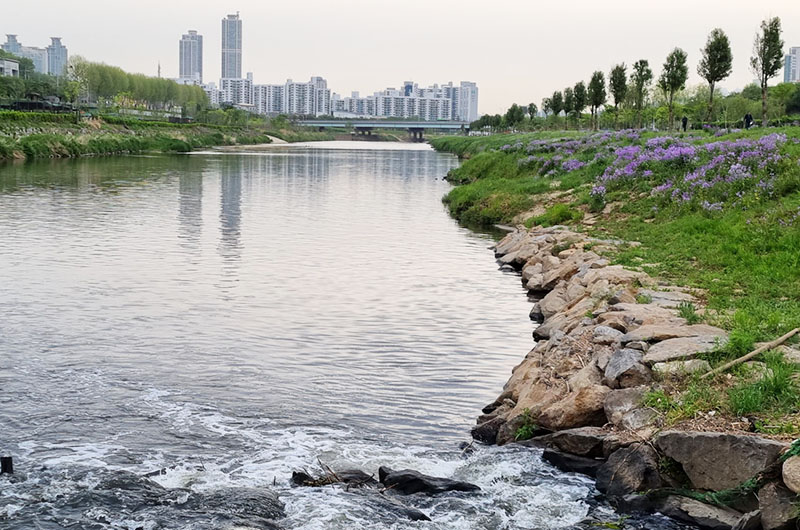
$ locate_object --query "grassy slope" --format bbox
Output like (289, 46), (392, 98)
(0, 112), (335, 160)
(432, 129), (800, 433)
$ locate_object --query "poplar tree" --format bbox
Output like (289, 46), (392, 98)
(658, 48), (689, 130)
(563, 87), (575, 128)
(587, 71), (606, 130)
(698, 28), (733, 122)
(630, 60), (653, 128)
(609, 63), (628, 129)
(750, 17), (784, 127)
(573, 81), (587, 128)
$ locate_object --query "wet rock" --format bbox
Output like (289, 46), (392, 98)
(781, 455), (800, 494)
(471, 415), (504, 444)
(291, 469), (377, 488)
(357, 492), (431, 522)
(596, 443), (661, 496)
(653, 359), (712, 376)
(537, 385), (610, 430)
(527, 426), (608, 457)
(542, 449), (604, 478)
(759, 481), (797, 530)
(378, 467), (480, 495)
(604, 387), (647, 426)
(593, 325), (623, 345)
(643, 336), (722, 364)
(529, 302), (544, 322)
(655, 431), (787, 490)
(181, 487), (285, 528)
(622, 324), (726, 343)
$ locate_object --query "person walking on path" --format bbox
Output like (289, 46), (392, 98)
(744, 113), (754, 129)
(681, 116), (688, 132)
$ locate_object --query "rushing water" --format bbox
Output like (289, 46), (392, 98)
(0, 143), (688, 529)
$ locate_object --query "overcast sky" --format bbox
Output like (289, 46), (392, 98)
(4, 0), (799, 114)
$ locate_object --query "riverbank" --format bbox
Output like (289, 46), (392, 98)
(432, 129), (800, 529)
(0, 111), (336, 161)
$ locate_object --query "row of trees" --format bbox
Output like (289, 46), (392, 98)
(477, 17), (790, 132)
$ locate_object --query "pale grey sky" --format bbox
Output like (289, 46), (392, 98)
(4, 0), (799, 114)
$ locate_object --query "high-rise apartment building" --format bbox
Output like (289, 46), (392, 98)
(45, 37), (68, 76)
(221, 13), (242, 79)
(179, 30), (203, 83)
(785, 47), (800, 83)
(220, 73), (254, 107)
(2, 34), (48, 74)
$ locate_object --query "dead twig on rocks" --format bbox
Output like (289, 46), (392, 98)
(701, 328), (800, 379)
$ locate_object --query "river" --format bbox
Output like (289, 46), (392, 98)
(0, 142), (686, 529)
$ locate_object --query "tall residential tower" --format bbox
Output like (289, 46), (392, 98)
(179, 30), (203, 83)
(785, 47), (800, 83)
(221, 13), (242, 79)
(45, 37), (68, 76)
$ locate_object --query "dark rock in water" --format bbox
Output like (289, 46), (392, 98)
(378, 466), (480, 495)
(458, 441), (476, 456)
(181, 487), (285, 528)
(358, 491), (431, 521)
(525, 426), (608, 457)
(733, 511), (762, 530)
(541, 449), (604, 478)
(471, 415), (504, 444)
(291, 468), (377, 488)
(596, 443), (661, 496)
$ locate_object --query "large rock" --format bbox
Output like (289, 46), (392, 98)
(537, 385), (610, 430)
(733, 511), (762, 530)
(636, 288), (697, 308)
(539, 282), (570, 319)
(622, 324), (727, 343)
(658, 496), (743, 530)
(643, 336), (723, 364)
(595, 444), (661, 496)
(593, 325), (623, 345)
(542, 449), (604, 478)
(782, 455), (800, 494)
(378, 467), (480, 495)
(604, 387), (647, 425)
(527, 427), (608, 457)
(603, 349), (652, 388)
(471, 416), (504, 444)
(759, 481), (798, 530)
(656, 431), (787, 490)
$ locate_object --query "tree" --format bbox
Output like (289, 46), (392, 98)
(527, 102), (537, 120)
(587, 71), (606, 130)
(573, 81), (587, 128)
(504, 103), (525, 128)
(563, 87), (575, 127)
(698, 28), (733, 122)
(551, 90), (564, 119)
(630, 60), (653, 128)
(541, 97), (552, 118)
(609, 63), (628, 129)
(750, 17), (784, 127)
(658, 48), (689, 130)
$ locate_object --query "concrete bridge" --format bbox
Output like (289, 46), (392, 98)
(297, 119), (470, 141)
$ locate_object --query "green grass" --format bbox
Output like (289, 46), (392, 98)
(678, 302), (702, 324)
(526, 204), (583, 228)
(728, 351), (799, 416)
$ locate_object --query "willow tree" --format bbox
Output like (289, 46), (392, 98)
(573, 81), (587, 128)
(609, 63), (628, 129)
(587, 71), (606, 130)
(750, 17), (784, 127)
(698, 28), (733, 122)
(658, 48), (689, 130)
(630, 60), (653, 128)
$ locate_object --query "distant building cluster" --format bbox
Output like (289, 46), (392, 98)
(785, 47), (800, 83)
(177, 13), (478, 121)
(1, 35), (68, 76)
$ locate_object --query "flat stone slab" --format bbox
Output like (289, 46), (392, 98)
(637, 288), (697, 308)
(643, 336), (722, 364)
(622, 324), (727, 343)
(653, 359), (712, 376)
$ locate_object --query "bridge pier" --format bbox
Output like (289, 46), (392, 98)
(408, 128), (424, 142)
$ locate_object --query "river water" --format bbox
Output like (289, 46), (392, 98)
(0, 142), (686, 529)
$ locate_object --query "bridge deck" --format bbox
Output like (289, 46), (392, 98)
(298, 120), (470, 130)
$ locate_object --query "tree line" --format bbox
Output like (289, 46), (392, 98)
(474, 17), (795, 132)
(0, 51), (209, 117)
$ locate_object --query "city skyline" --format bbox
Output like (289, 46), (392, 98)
(3, 0), (800, 114)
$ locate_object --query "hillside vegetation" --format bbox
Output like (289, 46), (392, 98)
(432, 129), (800, 430)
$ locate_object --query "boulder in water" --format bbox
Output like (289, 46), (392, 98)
(378, 466), (480, 495)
